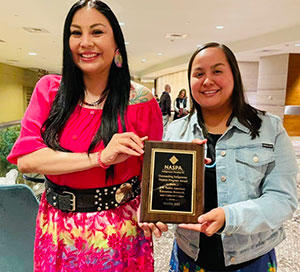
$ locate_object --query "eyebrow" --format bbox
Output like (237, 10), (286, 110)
(70, 23), (107, 29)
(193, 63), (225, 71)
(212, 63), (225, 68)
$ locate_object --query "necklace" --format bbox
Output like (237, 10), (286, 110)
(82, 97), (103, 107)
(205, 161), (216, 168)
(81, 94), (105, 107)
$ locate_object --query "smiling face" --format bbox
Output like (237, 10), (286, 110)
(69, 6), (117, 77)
(190, 47), (234, 113)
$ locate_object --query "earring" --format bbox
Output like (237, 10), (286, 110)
(114, 48), (123, 68)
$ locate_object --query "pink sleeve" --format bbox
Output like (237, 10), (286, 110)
(7, 75), (61, 164)
(136, 98), (163, 141)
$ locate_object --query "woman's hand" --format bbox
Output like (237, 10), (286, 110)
(139, 222), (168, 238)
(137, 205), (168, 238)
(100, 132), (148, 166)
(178, 207), (225, 236)
(191, 138), (211, 165)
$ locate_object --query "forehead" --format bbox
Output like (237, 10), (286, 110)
(71, 6), (111, 27)
(192, 47), (228, 68)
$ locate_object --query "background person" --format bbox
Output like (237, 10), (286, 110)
(7, 1), (162, 271)
(145, 42), (298, 272)
(173, 88), (189, 120)
(159, 84), (172, 136)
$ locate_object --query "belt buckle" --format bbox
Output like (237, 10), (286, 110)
(115, 183), (133, 204)
(62, 191), (76, 212)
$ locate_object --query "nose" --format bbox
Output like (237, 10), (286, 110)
(203, 75), (214, 86)
(80, 34), (93, 48)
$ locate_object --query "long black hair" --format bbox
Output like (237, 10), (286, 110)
(187, 42), (264, 139)
(41, 0), (131, 176)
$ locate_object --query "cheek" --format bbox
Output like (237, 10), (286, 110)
(69, 39), (77, 55)
(218, 74), (234, 91)
(190, 78), (202, 94)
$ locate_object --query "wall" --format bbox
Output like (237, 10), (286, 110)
(238, 61), (259, 105)
(283, 54), (300, 136)
(285, 54), (300, 105)
(256, 54), (289, 118)
(0, 63), (38, 123)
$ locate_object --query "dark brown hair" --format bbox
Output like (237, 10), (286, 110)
(187, 42), (264, 139)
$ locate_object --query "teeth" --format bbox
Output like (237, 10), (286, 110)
(203, 90), (218, 94)
(81, 53), (97, 58)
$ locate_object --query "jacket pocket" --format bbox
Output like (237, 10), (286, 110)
(235, 146), (275, 196)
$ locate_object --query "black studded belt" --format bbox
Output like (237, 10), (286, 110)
(45, 176), (140, 213)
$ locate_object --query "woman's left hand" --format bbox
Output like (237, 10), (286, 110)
(178, 207), (225, 237)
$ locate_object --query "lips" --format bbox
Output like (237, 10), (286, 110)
(202, 89), (220, 95)
(79, 53), (100, 60)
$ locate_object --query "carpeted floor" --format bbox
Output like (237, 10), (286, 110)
(153, 140), (300, 272)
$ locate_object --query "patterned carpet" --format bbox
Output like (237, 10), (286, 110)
(153, 140), (300, 272)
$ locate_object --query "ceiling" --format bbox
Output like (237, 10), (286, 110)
(1, 0), (300, 80)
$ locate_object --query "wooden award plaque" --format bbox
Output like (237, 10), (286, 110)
(140, 141), (204, 224)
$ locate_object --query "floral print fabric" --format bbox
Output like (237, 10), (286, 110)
(169, 240), (277, 272)
(34, 193), (153, 272)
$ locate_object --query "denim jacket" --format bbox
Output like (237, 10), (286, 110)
(164, 112), (298, 266)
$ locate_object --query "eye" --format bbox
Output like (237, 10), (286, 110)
(194, 72), (204, 78)
(70, 30), (81, 37)
(92, 29), (104, 35)
(214, 70), (223, 74)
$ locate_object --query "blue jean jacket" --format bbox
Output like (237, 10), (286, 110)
(164, 112), (298, 266)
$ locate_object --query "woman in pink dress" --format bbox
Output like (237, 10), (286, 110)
(7, 1), (163, 271)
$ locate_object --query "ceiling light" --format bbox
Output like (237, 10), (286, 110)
(295, 43), (300, 47)
(254, 49), (281, 53)
(216, 26), (224, 29)
(119, 22), (125, 26)
(165, 33), (188, 40)
(141, 58), (147, 63)
(23, 27), (49, 33)
(157, 53), (163, 56)
(28, 52), (37, 56)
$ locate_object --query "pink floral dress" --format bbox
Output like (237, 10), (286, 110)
(8, 75), (163, 272)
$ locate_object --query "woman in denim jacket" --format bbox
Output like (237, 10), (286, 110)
(144, 42), (298, 272)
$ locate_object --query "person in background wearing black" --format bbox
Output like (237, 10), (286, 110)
(159, 84), (172, 136)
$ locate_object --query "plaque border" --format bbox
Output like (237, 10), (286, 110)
(148, 148), (196, 215)
(140, 141), (204, 224)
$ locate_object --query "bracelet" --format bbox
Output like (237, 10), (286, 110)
(97, 150), (109, 169)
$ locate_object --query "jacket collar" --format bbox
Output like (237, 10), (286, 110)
(190, 112), (250, 135)
(229, 117), (250, 134)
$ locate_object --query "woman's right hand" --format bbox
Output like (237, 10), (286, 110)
(139, 222), (168, 238)
(100, 132), (148, 166)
